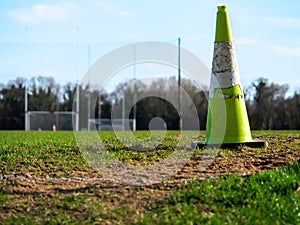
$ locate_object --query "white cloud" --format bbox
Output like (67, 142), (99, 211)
(8, 2), (79, 24)
(91, 0), (132, 17)
(264, 17), (300, 27)
(235, 38), (258, 45)
(274, 45), (300, 57)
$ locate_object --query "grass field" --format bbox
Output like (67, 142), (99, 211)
(0, 130), (300, 224)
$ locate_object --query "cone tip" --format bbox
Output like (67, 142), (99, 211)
(217, 5), (227, 12)
(215, 5), (232, 42)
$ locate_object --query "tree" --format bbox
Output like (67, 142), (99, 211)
(1, 75), (299, 130)
(110, 77), (209, 130)
(28, 76), (59, 112)
(61, 82), (76, 111)
(247, 78), (288, 129)
(0, 78), (26, 129)
(285, 92), (300, 129)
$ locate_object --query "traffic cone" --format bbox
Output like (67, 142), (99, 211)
(193, 5), (267, 148)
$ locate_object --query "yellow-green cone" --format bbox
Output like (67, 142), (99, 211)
(192, 5), (267, 148)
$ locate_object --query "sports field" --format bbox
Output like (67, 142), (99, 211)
(0, 131), (300, 224)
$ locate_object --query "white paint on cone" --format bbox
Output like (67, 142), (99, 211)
(209, 42), (242, 99)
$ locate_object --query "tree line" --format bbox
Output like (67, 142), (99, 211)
(0, 76), (299, 130)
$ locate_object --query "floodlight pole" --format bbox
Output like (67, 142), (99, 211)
(25, 27), (29, 131)
(133, 45), (137, 131)
(87, 45), (91, 131)
(178, 37), (182, 130)
(75, 27), (80, 131)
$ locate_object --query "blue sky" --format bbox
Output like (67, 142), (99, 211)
(1, 0), (300, 94)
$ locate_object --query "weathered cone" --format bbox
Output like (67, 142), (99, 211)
(192, 5), (268, 149)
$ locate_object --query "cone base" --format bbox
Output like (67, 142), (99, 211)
(191, 140), (268, 149)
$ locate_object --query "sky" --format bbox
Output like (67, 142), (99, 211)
(1, 0), (300, 95)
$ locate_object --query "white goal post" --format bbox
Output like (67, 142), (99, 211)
(25, 112), (136, 131)
(25, 111), (74, 131)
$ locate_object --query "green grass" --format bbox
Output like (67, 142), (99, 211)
(0, 130), (299, 224)
(0, 130), (183, 174)
(0, 131), (87, 176)
(98, 130), (182, 165)
(139, 162), (300, 225)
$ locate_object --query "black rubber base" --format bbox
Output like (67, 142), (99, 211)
(191, 140), (268, 149)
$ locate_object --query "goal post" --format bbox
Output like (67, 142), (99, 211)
(26, 111), (74, 131)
